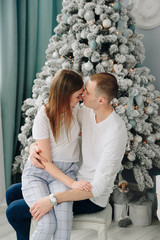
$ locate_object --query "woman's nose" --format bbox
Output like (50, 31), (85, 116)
(79, 95), (83, 100)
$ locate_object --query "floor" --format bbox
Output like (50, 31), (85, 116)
(1, 205), (160, 240)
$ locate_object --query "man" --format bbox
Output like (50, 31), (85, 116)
(6, 72), (127, 239)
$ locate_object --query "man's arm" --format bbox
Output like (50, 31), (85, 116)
(30, 189), (93, 221)
(55, 189), (93, 203)
(29, 142), (47, 169)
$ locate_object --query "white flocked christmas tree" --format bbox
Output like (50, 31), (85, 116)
(13, 0), (160, 191)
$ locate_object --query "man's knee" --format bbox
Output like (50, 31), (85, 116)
(6, 199), (30, 221)
(6, 183), (22, 205)
(6, 201), (20, 221)
(6, 185), (15, 205)
(6, 204), (15, 222)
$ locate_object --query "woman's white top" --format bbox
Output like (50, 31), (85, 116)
(32, 106), (80, 163)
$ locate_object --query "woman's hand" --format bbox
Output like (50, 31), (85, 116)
(71, 180), (92, 191)
(30, 196), (52, 221)
(29, 142), (47, 169)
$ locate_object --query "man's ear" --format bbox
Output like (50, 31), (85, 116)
(98, 96), (106, 104)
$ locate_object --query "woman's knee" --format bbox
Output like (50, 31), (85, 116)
(37, 214), (56, 234)
(55, 202), (73, 225)
(39, 223), (56, 235)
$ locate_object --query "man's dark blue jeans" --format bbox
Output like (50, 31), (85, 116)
(6, 183), (31, 240)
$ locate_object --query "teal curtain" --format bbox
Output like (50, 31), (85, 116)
(0, 0), (62, 188)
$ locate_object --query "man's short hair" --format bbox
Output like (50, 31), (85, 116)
(90, 72), (118, 103)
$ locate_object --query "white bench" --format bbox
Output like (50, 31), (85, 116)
(30, 203), (112, 240)
(156, 175), (160, 221)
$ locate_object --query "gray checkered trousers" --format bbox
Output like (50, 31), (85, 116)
(22, 161), (77, 240)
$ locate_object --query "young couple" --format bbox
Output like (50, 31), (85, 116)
(6, 69), (127, 240)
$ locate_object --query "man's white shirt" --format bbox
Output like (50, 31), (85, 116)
(77, 106), (128, 207)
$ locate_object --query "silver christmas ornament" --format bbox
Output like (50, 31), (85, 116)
(103, 19), (111, 28)
(84, 61), (93, 71)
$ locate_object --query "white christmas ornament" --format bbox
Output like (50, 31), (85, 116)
(85, 61), (93, 71)
(52, 51), (59, 58)
(114, 64), (123, 74)
(103, 19), (111, 28)
(84, 10), (95, 21)
(134, 135), (142, 143)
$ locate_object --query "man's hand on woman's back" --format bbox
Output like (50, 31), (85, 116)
(29, 142), (47, 169)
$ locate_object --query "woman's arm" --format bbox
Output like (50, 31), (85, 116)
(37, 138), (73, 188)
(37, 138), (92, 191)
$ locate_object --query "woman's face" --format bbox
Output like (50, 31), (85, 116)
(70, 86), (84, 107)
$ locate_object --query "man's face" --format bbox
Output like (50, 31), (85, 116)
(70, 87), (83, 107)
(82, 80), (99, 109)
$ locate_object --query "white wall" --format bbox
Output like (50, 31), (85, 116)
(136, 27), (160, 91)
(123, 0), (160, 91)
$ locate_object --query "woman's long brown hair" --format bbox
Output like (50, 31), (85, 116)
(45, 69), (83, 142)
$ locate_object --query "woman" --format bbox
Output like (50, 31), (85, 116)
(21, 69), (91, 240)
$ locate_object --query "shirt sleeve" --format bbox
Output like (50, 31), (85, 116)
(91, 131), (127, 198)
(32, 107), (50, 140)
